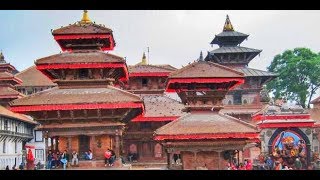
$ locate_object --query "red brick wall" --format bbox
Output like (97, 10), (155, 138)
(71, 136), (79, 153)
(91, 135), (112, 160)
(58, 137), (68, 152)
(181, 151), (228, 170)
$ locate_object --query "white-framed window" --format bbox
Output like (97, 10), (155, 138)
(35, 149), (44, 161)
(35, 130), (43, 142)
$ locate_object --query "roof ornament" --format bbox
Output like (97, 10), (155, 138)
(223, 15), (234, 31)
(80, 10), (91, 24)
(198, 51), (204, 61)
(141, 52), (147, 65)
(0, 50), (6, 63)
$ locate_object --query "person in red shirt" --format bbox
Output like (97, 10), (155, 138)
(104, 149), (112, 167)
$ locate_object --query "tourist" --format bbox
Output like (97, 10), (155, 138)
(19, 163), (24, 170)
(52, 152), (57, 168)
(46, 151), (53, 169)
(266, 156), (274, 170)
(226, 163), (232, 170)
(282, 165), (289, 170)
(56, 151), (61, 168)
(295, 158), (302, 170)
(245, 159), (253, 170)
(274, 161), (282, 170)
(26, 149), (35, 170)
(173, 153), (179, 165)
(60, 150), (68, 170)
(71, 151), (79, 166)
(85, 150), (93, 160)
(108, 149), (116, 166)
(127, 152), (134, 163)
(104, 149), (112, 167)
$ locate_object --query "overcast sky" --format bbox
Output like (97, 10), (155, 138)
(0, 10), (320, 73)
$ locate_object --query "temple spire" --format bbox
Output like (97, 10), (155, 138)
(80, 10), (91, 24)
(223, 15), (234, 32)
(141, 52), (147, 65)
(0, 51), (6, 63)
(198, 51), (203, 61)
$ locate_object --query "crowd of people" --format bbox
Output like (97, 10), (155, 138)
(226, 159), (253, 170)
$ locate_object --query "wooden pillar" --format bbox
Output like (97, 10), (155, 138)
(56, 137), (59, 152)
(68, 137), (72, 152)
(45, 137), (49, 160)
(193, 151), (197, 170)
(115, 135), (120, 158)
(217, 150), (222, 170)
(50, 137), (54, 152)
(167, 152), (171, 169)
(90, 135), (95, 156)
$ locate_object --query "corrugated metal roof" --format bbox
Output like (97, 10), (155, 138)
(235, 67), (277, 77)
(216, 31), (248, 37)
(210, 46), (262, 54)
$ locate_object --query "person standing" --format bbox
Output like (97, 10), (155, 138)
(46, 151), (53, 169)
(26, 149), (35, 170)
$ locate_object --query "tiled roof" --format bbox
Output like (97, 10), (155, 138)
(139, 94), (186, 117)
(10, 86), (142, 106)
(15, 65), (57, 87)
(234, 67), (277, 77)
(215, 31), (248, 37)
(308, 108), (320, 121)
(52, 22), (112, 35)
(0, 105), (36, 124)
(169, 61), (244, 78)
(0, 87), (24, 98)
(36, 50), (125, 65)
(129, 64), (176, 73)
(0, 71), (14, 79)
(155, 112), (258, 136)
(311, 96), (320, 104)
(221, 107), (262, 115)
(210, 46), (261, 54)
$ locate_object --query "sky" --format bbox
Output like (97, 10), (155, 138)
(0, 10), (320, 73)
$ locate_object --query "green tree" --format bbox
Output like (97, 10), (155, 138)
(267, 48), (320, 108)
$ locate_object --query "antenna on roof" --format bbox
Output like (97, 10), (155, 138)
(147, 47), (150, 65)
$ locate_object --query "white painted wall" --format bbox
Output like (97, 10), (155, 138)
(0, 140), (23, 170)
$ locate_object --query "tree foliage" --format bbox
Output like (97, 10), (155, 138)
(266, 48), (320, 108)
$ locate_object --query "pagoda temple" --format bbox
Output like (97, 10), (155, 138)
(123, 53), (185, 162)
(0, 52), (24, 107)
(9, 11), (144, 163)
(154, 60), (259, 170)
(205, 15), (277, 121)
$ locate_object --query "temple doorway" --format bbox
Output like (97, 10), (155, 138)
(79, 135), (90, 159)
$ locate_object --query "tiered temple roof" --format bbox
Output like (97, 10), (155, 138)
(0, 52), (25, 102)
(10, 11), (144, 126)
(132, 94), (186, 122)
(155, 59), (259, 141)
